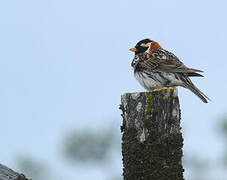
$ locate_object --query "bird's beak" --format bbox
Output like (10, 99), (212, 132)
(129, 47), (137, 52)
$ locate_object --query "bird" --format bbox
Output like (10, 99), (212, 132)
(130, 38), (209, 103)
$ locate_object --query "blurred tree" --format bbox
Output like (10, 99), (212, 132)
(182, 113), (227, 180)
(61, 126), (122, 179)
(62, 128), (118, 164)
(217, 114), (227, 165)
(15, 114), (227, 180)
(16, 156), (51, 180)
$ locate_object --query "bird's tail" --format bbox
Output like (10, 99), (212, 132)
(186, 84), (209, 103)
(180, 75), (210, 103)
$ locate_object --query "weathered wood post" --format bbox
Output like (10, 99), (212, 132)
(120, 88), (184, 180)
(0, 163), (30, 180)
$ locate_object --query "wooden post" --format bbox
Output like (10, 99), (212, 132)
(0, 163), (30, 180)
(120, 88), (184, 180)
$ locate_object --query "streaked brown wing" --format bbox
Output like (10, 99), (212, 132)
(139, 50), (203, 75)
(138, 53), (160, 70)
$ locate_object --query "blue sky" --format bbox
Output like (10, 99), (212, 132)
(0, 0), (227, 179)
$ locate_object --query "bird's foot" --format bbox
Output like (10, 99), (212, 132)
(166, 87), (177, 90)
(149, 87), (177, 99)
(149, 87), (176, 92)
(149, 88), (162, 92)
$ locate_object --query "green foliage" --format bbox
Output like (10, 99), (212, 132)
(217, 114), (227, 166)
(218, 115), (227, 136)
(62, 128), (117, 163)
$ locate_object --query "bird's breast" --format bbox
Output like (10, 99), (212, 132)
(134, 71), (163, 90)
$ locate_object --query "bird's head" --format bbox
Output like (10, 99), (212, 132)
(130, 39), (162, 55)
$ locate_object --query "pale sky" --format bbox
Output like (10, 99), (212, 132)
(0, 0), (226, 179)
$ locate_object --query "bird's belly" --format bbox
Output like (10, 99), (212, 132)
(134, 71), (182, 90)
(134, 71), (163, 90)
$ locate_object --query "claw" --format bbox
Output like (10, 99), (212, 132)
(166, 87), (176, 90)
(149, 88), (162, 92)
(149, 87), (176, 93)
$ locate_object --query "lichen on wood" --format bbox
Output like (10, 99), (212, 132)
(120, 88), (184, 180)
